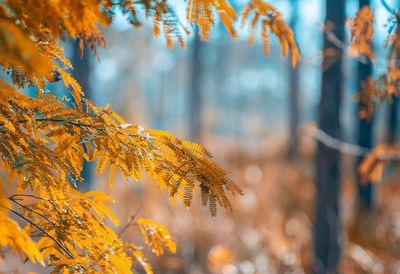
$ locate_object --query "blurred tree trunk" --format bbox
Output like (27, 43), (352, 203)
(155, 73), (166, 130)
(314, 0), (345, 273)
(387, 95), (398, 144)
(386, 1), (399, 145)
(71, 40), (93, 189)
(355, 0), (374, 212)
(189, 31), (202, 142)
(287, 0), (300, 159)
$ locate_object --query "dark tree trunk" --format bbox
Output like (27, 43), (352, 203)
(387, 1), (399, 145)
(189, 31), (202, 142)
(314, 0), (345, 273)
(71, 40), (93, 189)
(387, 95), (398, 144)
(287, 0), (301, 159)
(71, 41), (91, 101)
(355, 0), (374, 213)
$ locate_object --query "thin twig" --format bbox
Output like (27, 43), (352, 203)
(381, 0), (396, 15)
(323, 24), (371, 66)
(9, 193), (51, 201)
(302, 124), (400, 161)
(9, 196), (75, 260)
(9, 197), (56, 228)
(302, 125), (369, 157)
(0, 204), (75, 259)
(118, 204), (143, 236)
(0, 118), (91, 129)
(9, 194), (63, 221)
(27, 118), (91, 128)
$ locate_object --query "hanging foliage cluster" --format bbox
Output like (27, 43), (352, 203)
(348, 5), (400, 183)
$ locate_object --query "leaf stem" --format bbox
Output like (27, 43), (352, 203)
(118, 204), (143, 236)
(0, 204), (75, 259)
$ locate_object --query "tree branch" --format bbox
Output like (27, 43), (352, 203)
(9, 193), (51, 201)
(9, 196), (56, 228)
(301, 124), (400, 161)
(323, 24), (371, 66)
(27, 118), (91, 128)
(0, 204), (75, 259)
(9, 194), (76, 259)
(302, 124), (369, 157)
(381, 0), (396, 15)
(118, 204), (143, 236)
(0, 118), (91, 130)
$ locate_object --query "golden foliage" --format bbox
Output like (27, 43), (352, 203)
(137, 218), (176, 256)
(359, 144), (399, 183)
(349, 8), (400, 185)
(185, 0), (300, 63)
(0, 81), (242, 270)
(187, 0), (237, 40)
(0, 180), (44, 265)
(0, 20), (53, 87)
(125, 243), (154, 274)
(385, 13), (400, 95)
(240, 0), (300, 67)
(353, 76), (389, 120)
(119, 0), (190, 48)
(348, 6), (375, 61)
(18, 188), (133, 273)
(348, 6), (400, 115)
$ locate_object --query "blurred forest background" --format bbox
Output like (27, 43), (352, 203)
(9, 0), (400, 273)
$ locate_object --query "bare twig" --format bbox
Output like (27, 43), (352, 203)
(381, 0), (396, 15)
(10, 194), (63, 221)
(25, 118), (91, 128)
(323, 24), (371, 66)
(0, 204), (75, 259)
(118, 204), (143, 236)
(302, 124), (369, 157)
(9, 196), (56, 227)
(9, 196), (75, 260)
(301, 124), (400, 161)
(0, 118), (91, 129)
(9, 193), (51, 201)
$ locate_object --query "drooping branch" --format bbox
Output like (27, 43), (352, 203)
(0, 117), (91, 129)
(9, 196), (56, 228)
(302, 124), (369, 156)
(8, 195), (75, 258)
(33, 118), (92, 128)
(301, 124), (400, 161)
(1, 204), (75, 260)
(9, 193), (51, 202)
(381, 0), (396, 15)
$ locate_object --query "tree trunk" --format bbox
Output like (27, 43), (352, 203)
(287, 0), (301, 159)
(386, 1), (399, 145)
(355, 0), (374, 212)
(314, 0), (345, 273)
(71, 40), (93, 189)
(387, 95), (398, 144)
(189, 31), (202, 142)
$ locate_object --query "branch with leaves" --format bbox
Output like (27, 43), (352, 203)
(342, 3), (400, 186)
